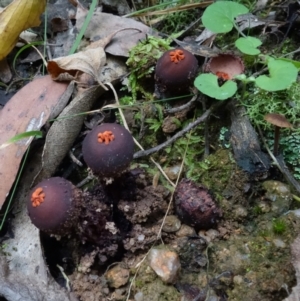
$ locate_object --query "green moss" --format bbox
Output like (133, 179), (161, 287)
(272, 218), (287, 234)
(126, 36), (172, 100)
(240, 82), (300, 129)
(198, 149), (235, 195)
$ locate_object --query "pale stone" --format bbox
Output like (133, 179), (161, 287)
(148, 248), (181, 283)
(106, 265), (130, 288)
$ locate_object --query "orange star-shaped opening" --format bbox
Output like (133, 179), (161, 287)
(216, 71), (231, 81)
(31, 187), (45, 207)
(170, 49), (185, 63)
(98, 131), (115, 144)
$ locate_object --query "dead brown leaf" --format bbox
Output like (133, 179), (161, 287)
(76, 11), (151, 57)
(47, 28), (134, 85)
(0, 76), (71, 209)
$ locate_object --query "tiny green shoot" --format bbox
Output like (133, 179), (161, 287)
(0, 131), (43, 149)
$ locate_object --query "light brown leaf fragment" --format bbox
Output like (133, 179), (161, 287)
(47, 29), (129, 86)
(47, 47), (106, 85)
(76, 11), (152, 57)
(0, 76), (69, 209)
(0, 0), (46, 60)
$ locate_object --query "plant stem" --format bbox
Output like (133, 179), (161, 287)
(273, 126), (280, 156)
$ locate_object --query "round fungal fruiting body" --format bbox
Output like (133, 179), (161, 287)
(204, 53), (244, 80)
(155, 48), (198, 93)
(82, 123), (135, 177)
(174, 178), (222, 230)
(27, 177), (81, 235)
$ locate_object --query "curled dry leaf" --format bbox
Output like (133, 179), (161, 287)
(0, 0), (46, 60)
(47, 28), (137, 85)
(0, 76), (71, 209)
(76, 10), (151, 57)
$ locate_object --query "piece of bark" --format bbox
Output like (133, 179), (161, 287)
(228, 99), (270, 179)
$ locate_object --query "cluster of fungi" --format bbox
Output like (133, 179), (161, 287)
(27, 48), (223, 242)
(28, 123), (135, 237)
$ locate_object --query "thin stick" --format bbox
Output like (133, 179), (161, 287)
(134, 101), (223, 159)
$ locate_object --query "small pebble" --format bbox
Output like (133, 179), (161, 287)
(272, 238), (286, 248)
(106, 265), (130, 288)
(148, 248), (181, 283)
(134, 291), (144, 301)
(233, 275), (243, 285)
(162, 215), (181, 233)
(176, 224), (196, 237)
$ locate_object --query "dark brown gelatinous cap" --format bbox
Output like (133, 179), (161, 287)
(82, 123), (135, 177)
(155, 48), (198, 93)
(264, 113), (292, 128)
(205, 53), (244, 80)
(27, 177), (81, 235)
(174, 178), (222, 230)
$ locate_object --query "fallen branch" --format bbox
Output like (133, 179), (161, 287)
(134, 101), (224, 159)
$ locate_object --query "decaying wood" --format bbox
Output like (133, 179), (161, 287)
(227, 99), (270, 179)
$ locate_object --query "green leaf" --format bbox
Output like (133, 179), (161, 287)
(202, 1), (249, 33)
(0, 130), (43, 149)
(255, 59), (298, 91)
(277, 58), (300, 70)
(194, 73), (237, 100)
(235, 36), (262, 55)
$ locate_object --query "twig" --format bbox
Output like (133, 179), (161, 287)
(164, 93), (198, 114)
(134, 101), (223, 159)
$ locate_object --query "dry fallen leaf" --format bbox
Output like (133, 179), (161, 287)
(47, 29), (131, 85)
(0, 0), (46, 60)
(76, 11), (151, 57)
(0, 76), (71, 209)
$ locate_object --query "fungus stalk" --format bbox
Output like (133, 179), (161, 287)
(273, 125), (280, 156)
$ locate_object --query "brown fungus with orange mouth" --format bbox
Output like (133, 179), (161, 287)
(27, 177), (81, 236)
(82, 123), (135, 178)
(155, 48), (198, 95)
(204, 53), (244, 81)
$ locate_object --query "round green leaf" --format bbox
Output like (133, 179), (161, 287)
(255, 59), (298, 91)
(202, 1), (249, 33)
(194, 73), (237, 100)
(235, 36), (262, 55)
